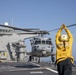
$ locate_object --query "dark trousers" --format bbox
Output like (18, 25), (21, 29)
(57, 58), (72, 75)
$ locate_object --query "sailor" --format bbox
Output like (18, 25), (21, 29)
(55, 24), (74, 75)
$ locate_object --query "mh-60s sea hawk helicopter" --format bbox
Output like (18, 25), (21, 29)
(28, 33), (55, 63)
(0, 22), (55, 62)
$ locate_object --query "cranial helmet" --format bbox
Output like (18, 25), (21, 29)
(60, 34), (68, 41)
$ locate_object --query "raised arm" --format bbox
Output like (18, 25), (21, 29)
(55, 24), (65, 43)
(64, 25), (73, 41)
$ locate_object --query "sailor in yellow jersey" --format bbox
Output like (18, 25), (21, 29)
(55, 24), (74, 75)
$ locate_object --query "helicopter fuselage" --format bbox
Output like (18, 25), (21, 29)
(30, 37), (54, 57)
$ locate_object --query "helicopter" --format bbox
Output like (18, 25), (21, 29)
(27, 32), (55, 63)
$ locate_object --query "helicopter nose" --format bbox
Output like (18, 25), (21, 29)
(47, 46), (50, 48)
(42, 47), (46, 50)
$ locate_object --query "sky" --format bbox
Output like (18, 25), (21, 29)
(0, 0), (76, 61)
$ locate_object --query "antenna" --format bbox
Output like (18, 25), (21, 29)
(11, 18), (13, 26)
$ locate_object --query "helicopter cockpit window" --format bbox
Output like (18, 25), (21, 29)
(42, 40), (45, 44)
(46, 41), (52, 45)
(35, 40), (41, 44)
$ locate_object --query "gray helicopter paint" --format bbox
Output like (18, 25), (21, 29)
(30, 37), (54, 57)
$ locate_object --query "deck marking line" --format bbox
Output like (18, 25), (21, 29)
(30, 71), (43, 74)
(46, 68), (58, 73)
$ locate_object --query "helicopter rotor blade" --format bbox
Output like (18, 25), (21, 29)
(23, 28), (40, 30)
(66, 24), (76, 27)
(17, 30), (49, 35)
(49, 24), (76, 32)
(0, 24), (49, 35)
(17, 32), (38, 35)
(0, 24), (39, 32)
